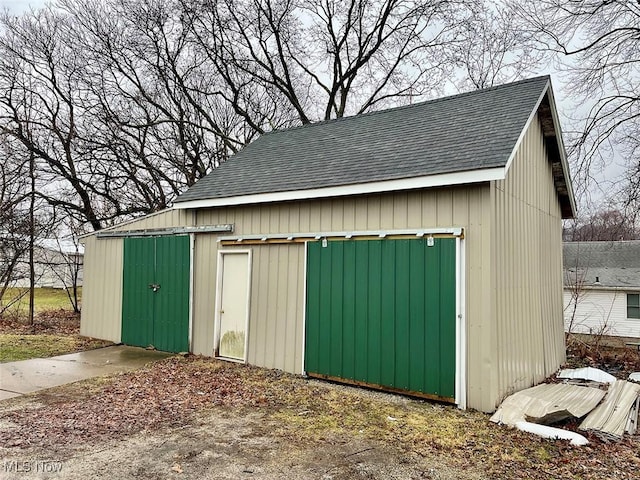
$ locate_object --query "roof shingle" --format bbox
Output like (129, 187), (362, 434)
(176, 76), (551, 203)
(563, 241), (640, 288)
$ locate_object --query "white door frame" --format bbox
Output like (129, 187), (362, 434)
(300, 232), (467, 407)
(214, 249), (252, 362)
(455, 236), (467, 409)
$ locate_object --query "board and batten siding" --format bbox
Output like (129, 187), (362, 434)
(192, 186), (494, 410)
(80, 209), (194, 342)
(80, 235), (123, 342)
(490, 112), (566, 409)
(564, 289), (640, 338)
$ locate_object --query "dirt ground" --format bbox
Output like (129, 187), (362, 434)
(1, 408), (477, 480)
(0, 372), (483, 480)
(0, 356), (638, 480)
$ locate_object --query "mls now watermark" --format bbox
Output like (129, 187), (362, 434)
(2, 460), (63, 474)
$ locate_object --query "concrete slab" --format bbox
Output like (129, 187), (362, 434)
(0, 346), (173, 399)
(0, 390), (21, 401)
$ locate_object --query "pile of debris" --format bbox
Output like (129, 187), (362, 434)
(491, 367), (640, 445)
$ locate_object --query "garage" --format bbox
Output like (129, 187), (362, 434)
(121, 235), (190, 353)
(304, 237), (457, 402)
(81, 77), (575, 412)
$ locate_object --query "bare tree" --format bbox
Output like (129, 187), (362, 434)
(513, 0), (640, 221)
(0, 3), (240, 230)
(563, 209), (639, 242)
(179, 0), (476, 129)
(0, 134), (55, 317)
(451, 1), (545, 90)
(0, 8), (112, 230)
(0, 0), (556, 234)
(0, 135), (30, 313)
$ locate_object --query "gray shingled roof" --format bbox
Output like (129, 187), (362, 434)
(176, 76), (551, 204)
(564, 241), (640, 288)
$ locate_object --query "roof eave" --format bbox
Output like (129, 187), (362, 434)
(173, 166), (505, 210)
(540, 82), (577, 219)
(563, 285), (640, 292)
(503, 79), (576, 219)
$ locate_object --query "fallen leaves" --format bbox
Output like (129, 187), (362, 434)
(0, 356), (283, 450)
(0, 309), (81, 335)
(1, 356), (639, 480)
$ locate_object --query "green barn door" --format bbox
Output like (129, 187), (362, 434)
(122, 236), (190, 353)
(305, 238), (456, 401)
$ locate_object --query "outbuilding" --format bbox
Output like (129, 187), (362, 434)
(80, 76), (575, 413)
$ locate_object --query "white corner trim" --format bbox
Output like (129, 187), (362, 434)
(503, 80), (550, 175)
(173, 168), (505, 209)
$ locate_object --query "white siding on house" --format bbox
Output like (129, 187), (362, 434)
(11, 248), (83, 289)
(564, 288), (640, 338)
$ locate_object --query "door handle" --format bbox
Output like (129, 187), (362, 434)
(148, 283), (161, 292)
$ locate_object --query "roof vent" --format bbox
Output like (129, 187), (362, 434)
(594, 276), (601, 285)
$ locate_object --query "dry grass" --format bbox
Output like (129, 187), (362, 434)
(2, 356), (638, 479)
(0, 334), (111, 362)
(0, 308), (111, 362)
(1, 287), (81, 315)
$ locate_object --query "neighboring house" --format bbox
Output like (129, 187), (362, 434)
(11, 239), (84, 289)
(563, 241), (640, 339)
(80, 76), (575, 413)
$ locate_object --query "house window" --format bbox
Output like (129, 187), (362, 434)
(629, 294), (640, 319)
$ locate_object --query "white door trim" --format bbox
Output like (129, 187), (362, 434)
(301, 234), (466, 406)
(455, 237), (467, 409)
(301, 241), (309, 376)
(214, 249), (252, 362)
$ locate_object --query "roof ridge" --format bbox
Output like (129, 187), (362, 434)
(261, 75), (551, 137)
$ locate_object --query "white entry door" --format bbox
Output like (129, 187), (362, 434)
(216, 251), (251, 361)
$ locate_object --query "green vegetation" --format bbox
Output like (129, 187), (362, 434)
(1, 287), (81, 314)
(0, 334), (110, 362)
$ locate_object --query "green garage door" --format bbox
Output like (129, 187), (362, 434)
(122, 235), (190, 353)
(305, 238), (456, 401)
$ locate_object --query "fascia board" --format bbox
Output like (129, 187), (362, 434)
(173, 167), (505, 210)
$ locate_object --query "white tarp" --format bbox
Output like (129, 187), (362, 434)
(558, 367), (616, 384)
(515, 421), (589, 446)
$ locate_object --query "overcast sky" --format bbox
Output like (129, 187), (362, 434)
(0, 0), (625, 207)
(0, 0), (47, 13)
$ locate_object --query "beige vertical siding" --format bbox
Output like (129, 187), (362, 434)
(80, 209), (195, 342)
(109, 208), (194, 231)
(490, 113), (566, 409)
(247, 244), (305, 373)
(81, 139), (566, 413)
(79, 235), (123, 342)
(191, 233), (218, 356)
(192, 186), (494, 408)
